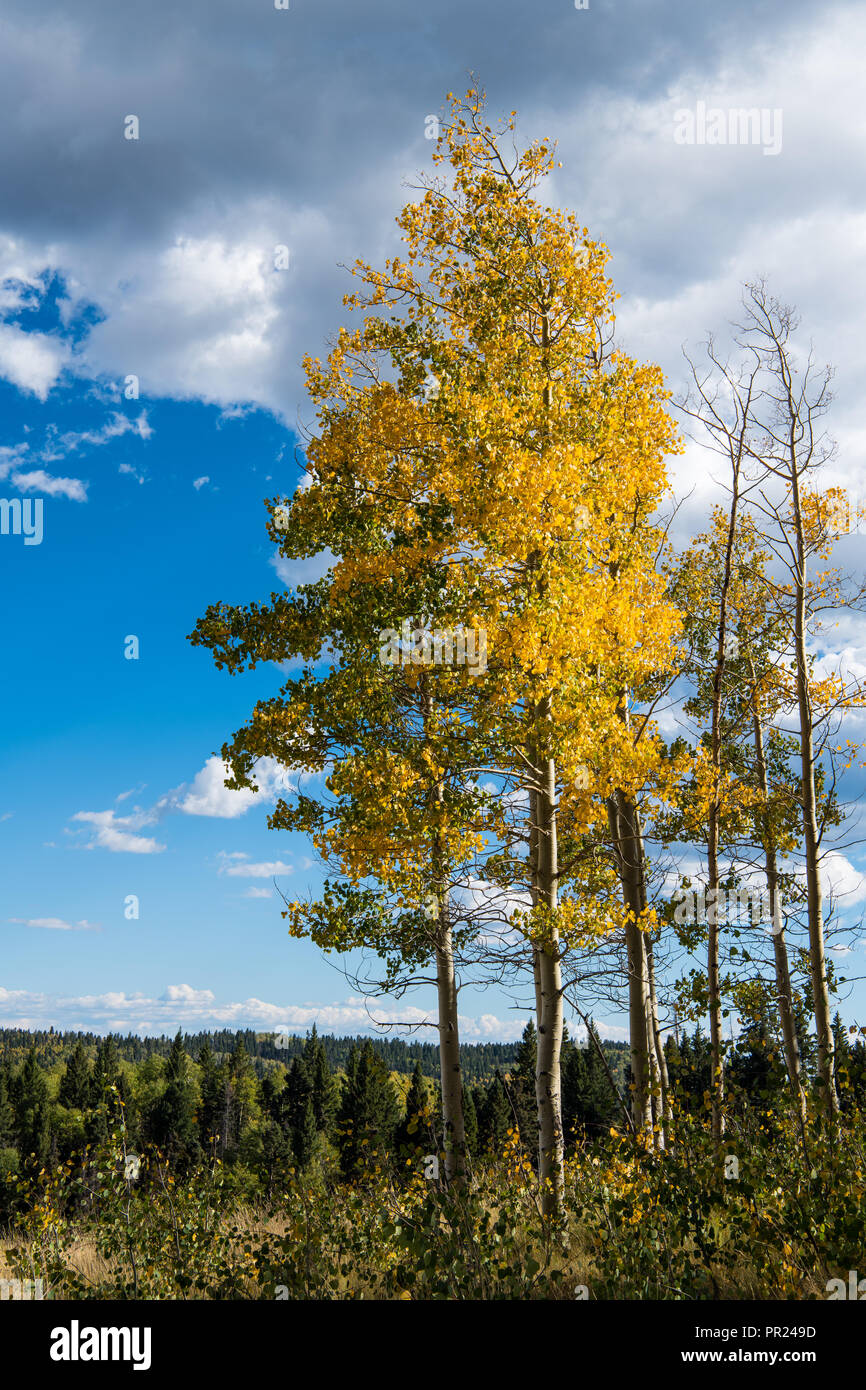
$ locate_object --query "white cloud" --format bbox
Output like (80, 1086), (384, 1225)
(68, 755), (299, 854)
(177, 755), (296, 818)
(177, 758), (261, 818)
(0, 443), (28, 479)
(9, 468), (87, 501)
(0, 322), (68, 398)
(0, 981), (529, 1040)
(71, 809), (165, 854)
(193, 475), (209, 490)
(160, 984), (216, 1005)
(218, 854), (292, 879)
(270, 547), (335, 590)
(820, 850), (866, 908)
(78, 230), (308, 416)
(242, 886), (272, 898)
(8, 917), (100, 931)
(40, 410), (152, 463)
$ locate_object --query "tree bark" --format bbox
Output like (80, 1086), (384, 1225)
(646, 931), (671, 1148)
(435, 911), (466, 1184)
(422, 679), (467, 1183)
(789, 469), (839, 1117)
(534, 750), (565, 1214)
(750, 701), (808, 1134)
(608, 790), (653, 1136)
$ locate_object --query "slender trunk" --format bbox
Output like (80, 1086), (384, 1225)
(705, 458), (744, 1142)
(530, 311), (565, 1212)
(535, 750), (564, 1214)
(422, 680), (466, 1182)
(750, 702), (808, 1135)
(529, 788), (544, 1029)
(790, 470), (839, 1116)
(633, 799), (670, 1148)
(435, 911), (466, 1184)
(646, 932), (671, 1148)
(706, 836), (725, 1141)
(608, 790), (652, 1135)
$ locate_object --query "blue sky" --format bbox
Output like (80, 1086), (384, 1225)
(1, 0), (866, 1042)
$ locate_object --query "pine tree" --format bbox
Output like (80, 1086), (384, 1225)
(281, 1057), (318, 1168)
(336, 1042), (400, 1177)
(667, 1026), (711, 1113)
(59, 1039), (91, 1110)
(87, 1036), (125, 1143)
(90, 1036), (122, 1101)
(396, 1061), (432, 1155)
(0, 1064), (16, 1150)
(148, 1032), (200, 1171)
(479, 1073), (510, 1155)
(462, 1084), (478, 1157)
(562, 1024), (620, 1144)
(217, 1037), (261, 1157)
(832, 1013), (855, 1112)
(13, 1047), (50, 1164)
(260, 1069), (283, 1120)
(303, 1025), (338, 1135)
(510, 1020), (539, 1159)
(257, 1117), (293, 1198)
(196, 1043), (223, 1155)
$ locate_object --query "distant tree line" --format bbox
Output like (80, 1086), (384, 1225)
(0, 1022), (636, 1198)
(4, 1014), (859, 1210)
(0, 1024), (631, 1081)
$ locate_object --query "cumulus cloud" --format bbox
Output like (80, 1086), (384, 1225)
(0, 0), (860, 439)
(68, 755), (299, 852)
(0, 322), (68, 397)
(820, 851), (866, 909)
(0, 981), (529, 1039)
(70, 808), (165, 854)
(176, 755), (295, 818)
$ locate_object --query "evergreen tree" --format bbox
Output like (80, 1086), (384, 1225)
(58, 1039), (91, 1110)
(147, 1032), (200, 1171)
(90, 1036), (122, 1103)
(478, 1073), (510, 1154)
(666, 1026), (712, 1114)
(832, 1013), (857, 1112)
(396, 1061), (432, 1155)
(217, 1037), (261, 1157)
(282, 1057), (318, 1168)
(303, 1025), (338, 1135)
(196, 1043), (223, 1154)
(0, 1064), (16, 1150)
(336, 1041), (400, 1177)
(510, 1020), (539, 1159)
(86, 1036), (126, 1144)
(729, 1010), (787, 1116)
(257, 1118), (293, 1198)
(462, 1084), (478, 1157)
(562, 1024), (620, 1144)
(260, 1069), (283, 1121)
(13, 1047), (50, 1164)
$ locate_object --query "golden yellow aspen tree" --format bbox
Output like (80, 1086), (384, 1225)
(192, 87), (682, 1208)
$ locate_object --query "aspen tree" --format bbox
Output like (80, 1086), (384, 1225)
(192, 88), (681, 1207)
